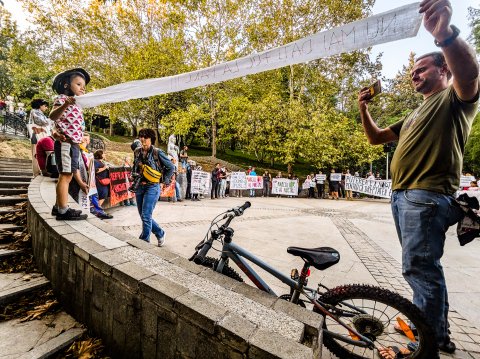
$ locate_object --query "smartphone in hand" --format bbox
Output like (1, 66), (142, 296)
(366, 79), (381, 99)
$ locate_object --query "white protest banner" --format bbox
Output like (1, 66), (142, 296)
(272, 178), (299, 196)
(191, 170), (211, 194)
(230, 172), (248, 190)
(459, 175), (476, 188)
(247, 175), (263, 189)
(345, 176), (392, 199)
(76, 3), (422, 109)
(315, 174), (327, 182)
(330, 173), (342, 181)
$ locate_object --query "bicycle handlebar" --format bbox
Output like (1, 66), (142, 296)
(233, 201), (251, 216)
(191, 201), (251, 264)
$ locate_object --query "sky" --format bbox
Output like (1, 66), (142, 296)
(2, 0), (479, 79)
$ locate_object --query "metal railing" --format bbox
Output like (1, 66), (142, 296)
(88, 133), (106, 151)
(0, 111), (28, 138)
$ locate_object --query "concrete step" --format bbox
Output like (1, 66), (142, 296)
(0, 168), (32, 173)
(0, 181), (31, 188)
(0, 248), (24, 258)
(0, 196), (27, 206)
(0, 159), (31, 165)
(0, 175), (33, 182)
(18, 327), (86, 359)
(0, 207), (21, 215)
(0, 274), (50, 306)
(0, 164), (31, 169)
(0, 170), (32, 176)
(0, 224), (23, 232)
(0, 188), (28, 195)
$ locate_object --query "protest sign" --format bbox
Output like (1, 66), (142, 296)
(315, 174), (326, 182)
(330, 173), (342, 181)
(247, 175), (263, 189)
(78, 190), (89, 211)
(272, 178), (298, 196)
(345, 176), (392, 199)
(460, 175), (476, 188)
(230, 172), (248, 190)
(191, 170), (211, 194)
(77, 4), (422, 109)
(109, 166), (135, 206)
(160, 180), (176, 198)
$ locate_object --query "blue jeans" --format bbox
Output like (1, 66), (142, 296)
(391, 189), (462, 345)
(135, 183), (164, 242)
(175, 181), (181, 201)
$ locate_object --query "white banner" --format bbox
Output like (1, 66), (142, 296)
(345, 176), (392, 199)
(191, 170), (211, 194)
(230, 171), (248, 190)
(76, 3), (422, 108)
(315, 174), (327, 182)
(272, 178), (299, 196)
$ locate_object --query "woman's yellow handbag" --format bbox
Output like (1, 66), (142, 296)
(142, 164), (162, 183)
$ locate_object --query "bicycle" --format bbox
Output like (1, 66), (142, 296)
(189, 202), (437, 359)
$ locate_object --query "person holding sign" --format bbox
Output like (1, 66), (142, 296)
(315, 171), (325, 199)
(358, 1), (479, 354)
(329, 169), (340, 200)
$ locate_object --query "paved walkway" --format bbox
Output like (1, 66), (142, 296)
(108, 196), (480, 358)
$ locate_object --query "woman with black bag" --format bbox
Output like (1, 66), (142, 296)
(131, 128), (175, 246)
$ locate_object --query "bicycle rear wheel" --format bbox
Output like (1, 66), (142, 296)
(316, 284), (437, 359)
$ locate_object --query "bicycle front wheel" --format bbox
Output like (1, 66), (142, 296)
(316, 284), (437, 359)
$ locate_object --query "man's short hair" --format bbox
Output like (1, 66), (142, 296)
(138, 128), (156, 146)
(415, 51), (452, 80)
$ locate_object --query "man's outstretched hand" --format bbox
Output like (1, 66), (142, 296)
(419, 0), (453, 42)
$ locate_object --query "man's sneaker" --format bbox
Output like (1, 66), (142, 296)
(439, 340), (456, 354)
(56, 208), (88, 221)
(157, 233), (166, 247)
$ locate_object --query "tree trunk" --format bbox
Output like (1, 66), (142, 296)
(210, 95), (217, 158)
(289, 65), (294, 101)
(287, 163), (292, 174)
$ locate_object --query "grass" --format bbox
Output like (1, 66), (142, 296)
(188, 146), (316, 177)
(89, 131), (135, 143)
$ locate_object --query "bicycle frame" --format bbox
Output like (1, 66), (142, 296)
(215, 239), (376, 349)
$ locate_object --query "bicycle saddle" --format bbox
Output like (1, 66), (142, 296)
(287, 246), (340, 270)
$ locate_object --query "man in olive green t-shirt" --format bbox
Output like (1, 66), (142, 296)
(358, 1), (479, 355)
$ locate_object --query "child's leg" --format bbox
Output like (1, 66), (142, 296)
(56, 173), (73, 208)
(55, 141), (74, 210)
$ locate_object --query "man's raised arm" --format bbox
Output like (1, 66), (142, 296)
(420, 0), (479, 101)
(358, 88), (399, 145)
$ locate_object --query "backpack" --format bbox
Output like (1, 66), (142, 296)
(45, 151), (59, 178)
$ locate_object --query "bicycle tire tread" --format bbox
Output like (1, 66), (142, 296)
(317, 284), (437, 359)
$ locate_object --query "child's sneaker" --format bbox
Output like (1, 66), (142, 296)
(56, 208), (88, 221)
(52, 205), (82, 217)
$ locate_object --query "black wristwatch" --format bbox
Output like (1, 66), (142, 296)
(434, 25), (460, 48)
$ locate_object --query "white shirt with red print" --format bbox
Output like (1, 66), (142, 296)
(53, 94), (85, 144)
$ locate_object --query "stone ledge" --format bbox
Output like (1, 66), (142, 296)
(27, 175), (323, 359)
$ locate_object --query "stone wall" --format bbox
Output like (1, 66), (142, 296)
(27, 176), (323, 359)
